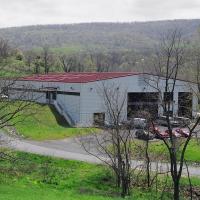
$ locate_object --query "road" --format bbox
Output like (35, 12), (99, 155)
(1, 131), (200, 177)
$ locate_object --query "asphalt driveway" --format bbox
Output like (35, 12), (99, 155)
(1, 130), (200, 177)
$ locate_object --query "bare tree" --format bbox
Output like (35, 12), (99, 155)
(146, 29), (200, 200)
(0, 78), (43, 187)
(42, 45), (51, 74)
(138, 111), (153, 188)
(0, 79), (36, 129)
(195, 53), (200, 94)
(132, 109), (169, 192)
(24, 50), (36, 72)
(190, 40), (200, 101)
(195, 30), (200, 94)
(80, 84), (133, 197)
(0, 38), (10, 60)
(33, 55), (42, 74)
(89, 53), (111, 72)
(59, 54), (77, 72)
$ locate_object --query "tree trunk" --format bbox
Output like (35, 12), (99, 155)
(173, 180), (180, 200)
(116, 172), (121, 188)
(145, 139), (151, 187)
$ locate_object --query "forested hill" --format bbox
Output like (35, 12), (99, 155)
(0, 19), (200, 53)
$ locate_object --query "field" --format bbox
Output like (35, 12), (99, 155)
(7, 103), (93, 140)
(0, 151), (199, 200)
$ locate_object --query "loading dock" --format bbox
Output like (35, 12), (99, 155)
(178, 92), (192, 118)
(127, 92), (159, 119)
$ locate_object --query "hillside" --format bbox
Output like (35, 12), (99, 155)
(0, 19), (199, 54)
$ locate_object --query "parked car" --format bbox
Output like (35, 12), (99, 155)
(121, 120), (135, 129)
(155, 130), (170, 139)
(104, 121), (123, 129)
(174, 117), (191, 127)
(133, 118), (147, 129)
(0, 94), (8, 99)
(165, 129), (181, 138)
(124, 117), (148, 129)
(174, 128), (190, 138)
(149, 123), (160, 135)
(135, 129), (154, 140)
(156, 116), (180, 127)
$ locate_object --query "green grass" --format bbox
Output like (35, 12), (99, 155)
(0, 151), (155, 200)
(8, 103), (93, 140)
(132, 139), (200, 163)
(0, 151), (199, 200)
(0, 151), (118, 200)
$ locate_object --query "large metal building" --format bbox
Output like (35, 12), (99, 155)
(8, 72), (199, 127)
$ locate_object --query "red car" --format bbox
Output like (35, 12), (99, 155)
(165, 129), (181, 138)
(149, 125), (169, 139)
(157, 131), (170, 139)
(175, 128), (190, 138)
(149, 126), (160, 135)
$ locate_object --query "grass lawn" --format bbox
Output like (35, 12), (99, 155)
(7, 103), (94, 141)
(132, 138), (200, 163)
(0, 151), (200, 200)
(0, 151), (164, 200)
(0, 151), (117, 200)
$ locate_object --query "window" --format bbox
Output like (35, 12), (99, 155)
(93, 113), (105, 125)
(164, 92), (173, 102)
(52, 92), (57, 100)
(46, 92), (50, 99)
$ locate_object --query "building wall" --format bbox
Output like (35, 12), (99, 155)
(11, 80), (81, 124)
(9, 75), (198, 127)
(79, 75), (147, 126)
(79, 75), (198, 126)
(57, 94), (80, 124)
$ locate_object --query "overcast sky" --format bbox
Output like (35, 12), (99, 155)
(0, 0), (200, 28)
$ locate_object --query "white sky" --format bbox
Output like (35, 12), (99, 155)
(0, 0), (200, 28)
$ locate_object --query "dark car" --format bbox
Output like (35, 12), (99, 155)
(133, 118), (147, 129)
(122, 118), (147, 129)
(174, 117), (191, 127)
(135, 129), (154, 140)
(104, 121), (123, 129)
(156, 116), (180, 127)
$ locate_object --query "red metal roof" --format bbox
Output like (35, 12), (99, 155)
(21, 72), (140, 83)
